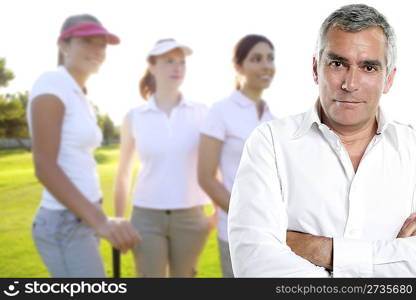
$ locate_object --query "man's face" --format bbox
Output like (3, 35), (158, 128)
(313, 26), (396, 130)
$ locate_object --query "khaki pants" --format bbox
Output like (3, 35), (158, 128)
(131, 206), (210, 277)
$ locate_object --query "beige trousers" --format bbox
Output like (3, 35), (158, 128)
(131, 206), (210, 277)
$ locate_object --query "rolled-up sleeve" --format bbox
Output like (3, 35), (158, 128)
(228, 123), (330, 277)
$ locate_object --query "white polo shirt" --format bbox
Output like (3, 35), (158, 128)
(128, 96), (210, 209)
(201, 90), (276, 242)
(229, 103), (416, 277)
(27, 66), (103, 210)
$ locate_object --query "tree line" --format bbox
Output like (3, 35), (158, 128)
(0, 58), (119, 149)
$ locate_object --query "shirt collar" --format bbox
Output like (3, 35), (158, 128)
(142, 94), (194, 112)
(293, 100), (392, 139)
(292, 101), (322, 139)
(376, 107), (391, 135)
(58, 66), (85, 96)
(231, 90), (255, 107)
(230, 90), (271, 111)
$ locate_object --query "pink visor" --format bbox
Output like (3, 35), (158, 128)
(58, 22), (120, 45)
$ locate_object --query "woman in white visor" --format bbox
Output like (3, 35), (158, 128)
(114, 39), (213, 277)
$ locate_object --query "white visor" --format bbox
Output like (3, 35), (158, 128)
(148, 39), (193, 57)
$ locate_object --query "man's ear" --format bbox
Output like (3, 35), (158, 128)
(313, 56), (319, 84)
(383, 67), (397, 94)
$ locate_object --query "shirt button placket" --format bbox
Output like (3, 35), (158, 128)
(168, 108), (178, 139)
(163, 113), (172, 139)
(345, 183), (362, 239)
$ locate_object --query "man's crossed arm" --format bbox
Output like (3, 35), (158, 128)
(286, 213), (416, 273)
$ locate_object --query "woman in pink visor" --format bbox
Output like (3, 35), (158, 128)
(28, 14), (140, 277)
(114, 39), (214, 277)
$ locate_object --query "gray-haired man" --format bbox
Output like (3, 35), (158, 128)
(228, 4), (416, 277)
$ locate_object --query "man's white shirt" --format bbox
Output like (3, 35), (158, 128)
(228, 103), (416, 277)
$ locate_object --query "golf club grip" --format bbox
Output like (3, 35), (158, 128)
(112, 247), (120, 278)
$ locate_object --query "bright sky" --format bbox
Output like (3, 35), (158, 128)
(2, 0), (416, 126)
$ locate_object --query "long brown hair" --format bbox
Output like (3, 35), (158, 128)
(58, 14), (101, 66)
(139, 56), (157, 100)
(233, 34), (274, 90)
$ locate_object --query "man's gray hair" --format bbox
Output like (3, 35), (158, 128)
(315, 4), (396, 74)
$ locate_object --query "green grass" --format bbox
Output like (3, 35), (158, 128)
(0, 145), (221, 278)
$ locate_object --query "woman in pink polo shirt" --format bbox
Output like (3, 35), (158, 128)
(198, 34), (277, 277)
(28, 14), (140, 277)
(114, 39), (213, 277)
